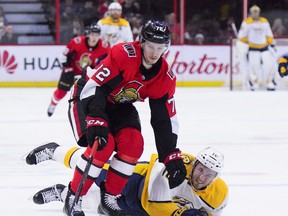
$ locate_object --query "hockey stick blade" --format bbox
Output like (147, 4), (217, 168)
(69, 138), (100, 215)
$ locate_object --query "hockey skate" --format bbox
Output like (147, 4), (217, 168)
(248, 79), (259, 91)
(266, 80), (276, 91)
(33, 184), (65, 204)
(25, 142), (59, 165)
(97, 182), (125, 216)
(63, 184), (85, 216)
(47, 102), (57, 117)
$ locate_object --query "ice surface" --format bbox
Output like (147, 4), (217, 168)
(1, 87), (288, 216)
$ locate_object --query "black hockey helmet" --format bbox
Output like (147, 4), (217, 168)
(88, 24), (101, 34)
(140, 20), (171, 45)
(84, 26), (90, 35)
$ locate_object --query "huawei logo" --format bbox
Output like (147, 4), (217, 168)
(0, 50), (17, 74)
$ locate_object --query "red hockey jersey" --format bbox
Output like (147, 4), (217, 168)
(64, 36), (110, 75)
(81, 41), (179, 161)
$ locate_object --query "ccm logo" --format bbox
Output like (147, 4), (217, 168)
(169, 153), (182, 160)
(87, 120), (105, 126)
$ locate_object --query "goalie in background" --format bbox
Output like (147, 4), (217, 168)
(278, 54), (288, 77)
(26, 145), (228, 216)
(237, 5), (277, 91)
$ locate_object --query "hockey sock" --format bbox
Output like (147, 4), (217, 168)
(105, 154), (136, 195)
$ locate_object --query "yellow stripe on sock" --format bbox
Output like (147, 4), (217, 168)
(64, 147), (80, 168)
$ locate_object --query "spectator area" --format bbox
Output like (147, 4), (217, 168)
(0, 0), (54, 44)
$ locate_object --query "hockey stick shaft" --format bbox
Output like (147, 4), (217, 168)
(69, 138), (100, 215)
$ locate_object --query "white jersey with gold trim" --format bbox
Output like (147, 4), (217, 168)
(97, 16), (134, 47)
(238, 17), (274, 49)
(141, 153), (229, 216)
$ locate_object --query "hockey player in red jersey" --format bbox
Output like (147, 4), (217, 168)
(60, 20), (186, 216)
(47, 24), (110, 117)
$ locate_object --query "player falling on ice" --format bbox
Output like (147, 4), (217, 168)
(27, 145), (228, 216)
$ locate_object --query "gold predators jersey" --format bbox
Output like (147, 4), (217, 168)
(139, 153), (229, 216)
(238, 17), (274, 49)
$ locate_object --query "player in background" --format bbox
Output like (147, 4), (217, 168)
(97, 2), (134, 47)
(27, 20), (186, 216)
(27, 145), (228, 216)
(47, 24), (110, 117)
(278, 53), (288, 77)
(237, 5), (277, 91)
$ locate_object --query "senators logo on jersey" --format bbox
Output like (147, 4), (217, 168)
(113, 81), (143, 103)
(77, 53), (92, 70)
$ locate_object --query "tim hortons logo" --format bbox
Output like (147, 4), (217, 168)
(0, 50), (17, 74)
(165, 51), (239, 75)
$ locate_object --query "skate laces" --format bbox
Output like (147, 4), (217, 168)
(42, 185), (62, 203)
(68, 194), (83, 212)
(35, 147), (54, 164)
(103, 193), (122, 211)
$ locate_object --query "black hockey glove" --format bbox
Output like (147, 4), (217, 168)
(181, 209), (208, 216)
(86, 116), (108, 150)
(278, 57), (288, 77)
(164, 149), (187, 189)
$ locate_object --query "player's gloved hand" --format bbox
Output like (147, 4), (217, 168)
(86, 116), (108, 150)
(278, 57), (288, 77)
(164, 149), (187, 189)
(269, 44), (277, 53)
(181, 209), (208, 216)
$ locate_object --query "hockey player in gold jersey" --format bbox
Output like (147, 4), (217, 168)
(26, 145), (228, 216)
(238, 5), (277, 91)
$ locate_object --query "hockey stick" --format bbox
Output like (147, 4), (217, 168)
(69, 138), (100, 215)
(231, 22), (238, 38)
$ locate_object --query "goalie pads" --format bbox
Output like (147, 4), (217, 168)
(278, 56), (288, 77)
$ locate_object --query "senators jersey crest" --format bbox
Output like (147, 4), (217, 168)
(77, 53), (92, 70)
(113, 81), (144, 103)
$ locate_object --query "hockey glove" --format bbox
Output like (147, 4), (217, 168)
(181, 209), (208, 216)
(278, 57), (288, 77)
(86, 116), (108, 150)
(164, 149), (187, 189)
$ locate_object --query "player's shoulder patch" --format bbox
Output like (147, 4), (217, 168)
(122, 43), (136, 57)
(181, 153), (194, 165)
(73, 36), (83, 44)
(101, 40), (109, 48)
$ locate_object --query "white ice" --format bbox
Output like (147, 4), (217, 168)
(1, 87), (288, 216)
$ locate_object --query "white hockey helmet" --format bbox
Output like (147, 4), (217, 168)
(196, 147), (224, 173)
(108, 2), (122, 11)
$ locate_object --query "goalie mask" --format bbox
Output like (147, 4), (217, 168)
(250, 5), (260, 19)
